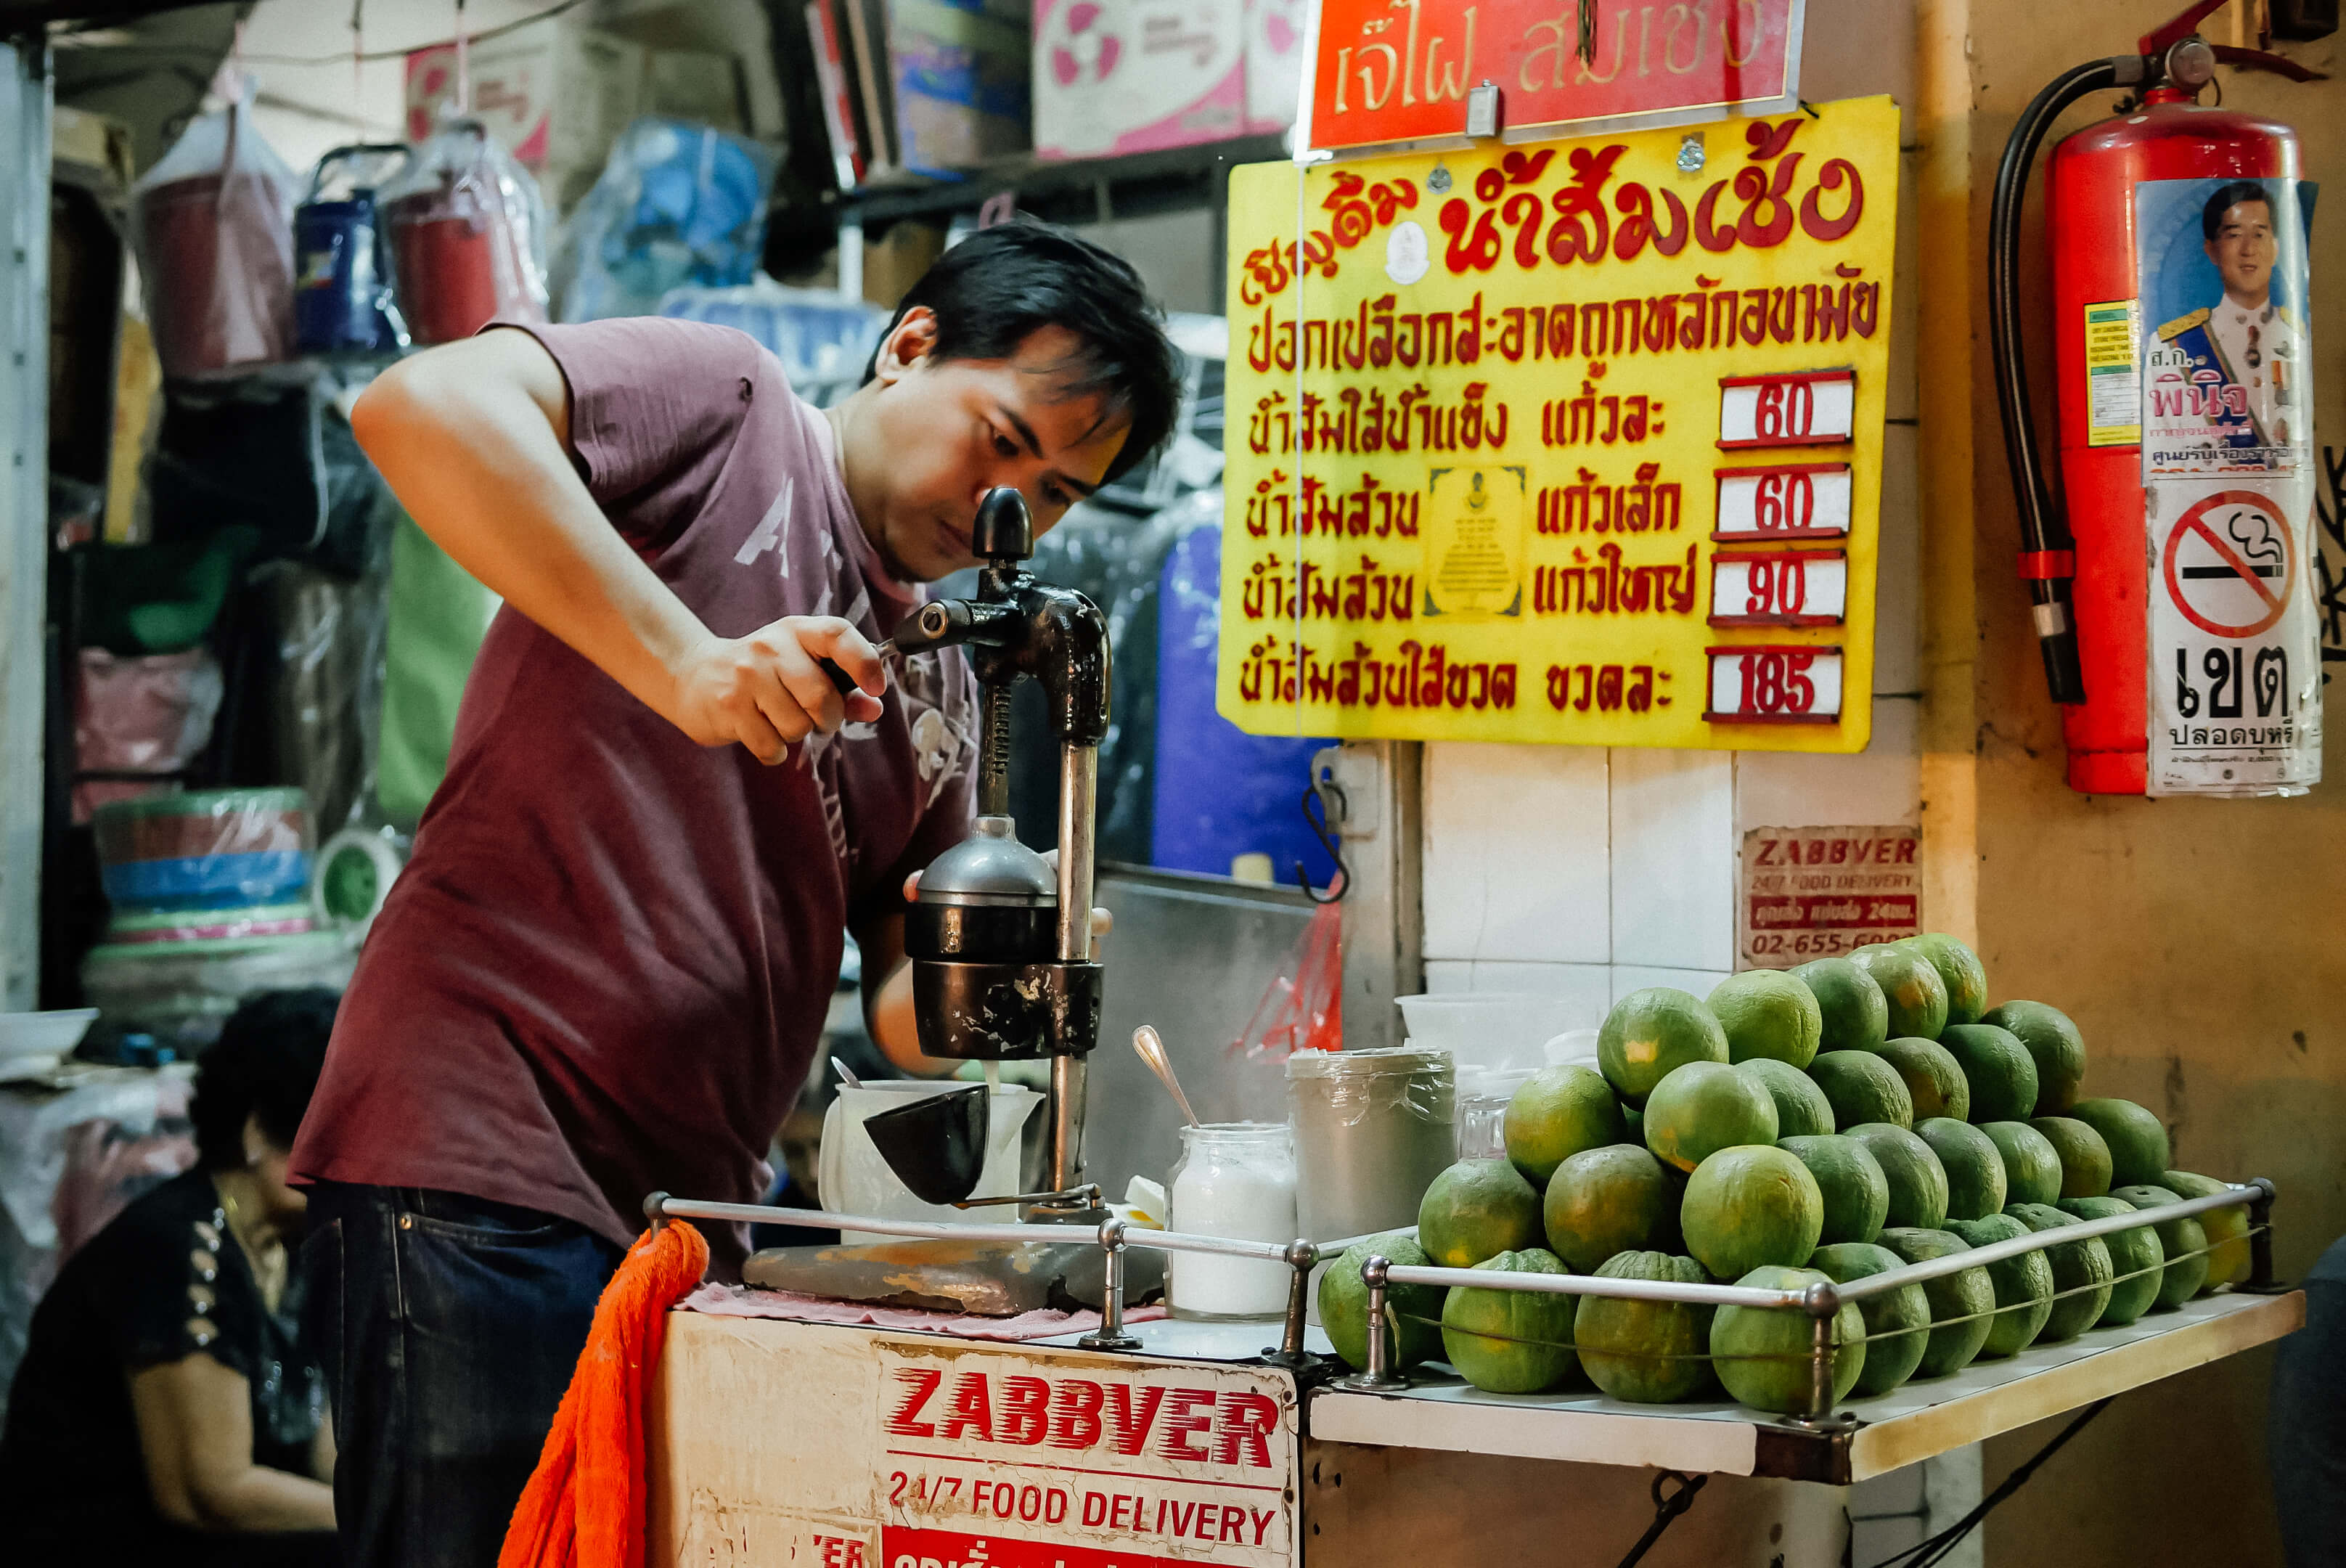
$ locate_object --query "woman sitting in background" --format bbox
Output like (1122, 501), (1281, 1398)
(0, 988), (340, 1565)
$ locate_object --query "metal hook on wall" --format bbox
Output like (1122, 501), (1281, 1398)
(1294, 772), (1350, 905)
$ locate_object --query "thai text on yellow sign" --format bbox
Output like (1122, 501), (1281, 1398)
(1219, 94), (1901, 750)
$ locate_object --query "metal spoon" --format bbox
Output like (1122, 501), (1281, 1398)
(1131, 1025), (1201, 1127)
(831, 1055), (864, 1090)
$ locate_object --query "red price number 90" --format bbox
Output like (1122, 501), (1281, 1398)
(1738, 650), (1818, 715)
(1742, 558), (1810, 616)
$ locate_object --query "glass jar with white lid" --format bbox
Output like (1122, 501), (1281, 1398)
(1166, 1122), (1298, 1320)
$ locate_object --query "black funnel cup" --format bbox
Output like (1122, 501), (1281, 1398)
(862, 1085), (990, 1204)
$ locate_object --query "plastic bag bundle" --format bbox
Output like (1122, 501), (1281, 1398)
(556, 118), (781, 323)
(381, 115), (549, 345)
(1235, 899), (1346, 1062)
(130, 98), (300, 377)
(79, 931), (356, 1055)
(71, 648), (224, 823)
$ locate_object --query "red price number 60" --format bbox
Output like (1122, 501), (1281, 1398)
(1752, 470), (1817, 532)
(1753, 379), (1817, 441)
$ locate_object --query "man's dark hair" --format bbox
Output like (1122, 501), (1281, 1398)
(190, 987), (338, 1168)
(2203, 180), (2273, 241)
(866, 221), (1181, 483)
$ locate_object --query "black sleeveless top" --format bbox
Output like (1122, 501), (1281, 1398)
(0, 1167), (327, 1560)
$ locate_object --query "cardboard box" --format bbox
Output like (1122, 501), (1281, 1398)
(889, 0), (1031, 175)
(645, 46), (748, 133)
(862, 219), (947, 311)
(1031, 0), (1244, 160)
(1243, 0), (1306, 136)
(404, 14), (645, 211)
(52, 103), (134, 193)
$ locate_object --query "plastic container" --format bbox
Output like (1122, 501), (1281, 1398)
(818, 1080), (1042, 1246)
(1454, 1064), (1540, 1160)
(1286, 1046), (1455, 1243)
(1395, 992), (1586, 1072)
(106, 904), (315, 945)
(0, 1009), (99, 1072)
(1542, 1028), (1603, 1069)
(1167, 1122), (1297, 1320)
(382, 116), (549, 345)
(293, 144), (412, 354)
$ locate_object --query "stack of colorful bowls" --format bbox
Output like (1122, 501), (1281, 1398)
(81, 789), (356, 1052)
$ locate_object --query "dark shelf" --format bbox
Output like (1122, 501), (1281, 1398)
(843, 134), (1292, 229)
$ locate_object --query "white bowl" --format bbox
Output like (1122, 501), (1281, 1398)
(0, 1008), (99, 1066)
(1542, 1028), (1604, 1069)
(1394, 992), (1586, 1071)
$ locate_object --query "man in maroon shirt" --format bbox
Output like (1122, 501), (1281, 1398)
(290, 224), (1177, 1568)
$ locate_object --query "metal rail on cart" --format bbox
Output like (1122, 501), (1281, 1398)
(645, 1191), (1338, 1363)
(643, 1177), (2297, 1485)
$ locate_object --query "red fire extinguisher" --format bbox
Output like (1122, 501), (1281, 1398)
(1990, 0), (2331, 796)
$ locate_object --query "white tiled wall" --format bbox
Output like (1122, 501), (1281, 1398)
(1610, 748), (1736, 973)
(1422, 694), (1926, 1021)
(1421, 743), (1609, 965)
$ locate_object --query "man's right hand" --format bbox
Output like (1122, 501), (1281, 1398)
(669, 616), (886, 765)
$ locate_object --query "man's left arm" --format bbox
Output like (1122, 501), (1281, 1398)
(849, 911), (958, 1076)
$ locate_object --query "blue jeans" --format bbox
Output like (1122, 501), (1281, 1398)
(303, 1185), (624, 1568)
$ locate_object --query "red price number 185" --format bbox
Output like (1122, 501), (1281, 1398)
(1707, 645), (1842, 724)
(1739, 650), (1818, 714)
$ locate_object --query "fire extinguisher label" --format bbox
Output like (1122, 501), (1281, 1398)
(2136, 176), (2312, 481)
(2135, 176), (2320, 797)
(2082, 301), (2141, 447)
(2145, 484), (2322, 796)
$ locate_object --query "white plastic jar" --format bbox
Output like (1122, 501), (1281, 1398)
(1166, 1122), (1299, 1320)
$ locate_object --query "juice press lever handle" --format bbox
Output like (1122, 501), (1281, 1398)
(816, 599), (1019, 694)
(816, 641), (893, 696)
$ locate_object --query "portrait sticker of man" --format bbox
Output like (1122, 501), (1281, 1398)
(2147, 177), (2305, 468)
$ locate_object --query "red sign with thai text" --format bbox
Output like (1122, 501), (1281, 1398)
(1737, 825), (1921, 968)
(1309, 0), (1804, 150)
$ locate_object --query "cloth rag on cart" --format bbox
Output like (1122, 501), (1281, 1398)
(498, 1218), (709, 1568)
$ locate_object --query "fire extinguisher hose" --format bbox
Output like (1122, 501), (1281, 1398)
(1987, 55), (2138, 706)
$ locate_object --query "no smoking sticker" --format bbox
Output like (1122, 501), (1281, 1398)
(2162, 490), (2294, 639)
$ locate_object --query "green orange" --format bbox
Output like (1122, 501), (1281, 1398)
(1504, 1063), (1627, 1184)
(1643, 1061), (1779, 1173)
(1709, 969), (1823, 1069)
(1599, 988), (1730, 1106)
(1850, 944), (1950, 1040)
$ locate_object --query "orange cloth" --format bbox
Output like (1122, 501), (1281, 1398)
(499, 1218), (709, 1568)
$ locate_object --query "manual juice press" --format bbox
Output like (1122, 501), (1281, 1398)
(814, 486), (1111, 1222)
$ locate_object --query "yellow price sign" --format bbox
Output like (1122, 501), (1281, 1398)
(1219, 94), (1902, 750)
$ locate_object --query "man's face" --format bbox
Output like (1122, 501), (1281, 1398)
(2206, 198), (2276, 303)
(849, 310), (1131, 582)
